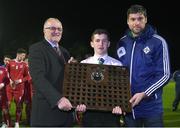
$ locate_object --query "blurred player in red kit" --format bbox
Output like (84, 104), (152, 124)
(6, 48), (29, 128)
(23, 58), (33, 125)
(0, 66), (12, 127)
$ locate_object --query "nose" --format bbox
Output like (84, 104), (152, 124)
(98, 41), (104, 46)
(134, 19), (141, 25)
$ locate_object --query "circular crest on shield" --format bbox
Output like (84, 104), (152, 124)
(91, 71), (104, 82)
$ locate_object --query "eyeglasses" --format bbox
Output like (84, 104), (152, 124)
(45, 27), (63, 32)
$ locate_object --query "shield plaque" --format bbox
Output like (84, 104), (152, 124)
(63, 63), (131, 112)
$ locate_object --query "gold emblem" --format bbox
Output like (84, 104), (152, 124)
(91, 66), (105, 82)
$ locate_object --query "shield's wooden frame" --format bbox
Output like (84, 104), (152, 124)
(63, 63), (131, 112)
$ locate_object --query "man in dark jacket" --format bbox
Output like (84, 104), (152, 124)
(29, 18), (74, 127)
(172, 70), (180, 111)
(116, 5), (170, 127)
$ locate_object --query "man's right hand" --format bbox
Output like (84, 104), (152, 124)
(58, 97), (72, 111)
(112, 106), (123, 115)
(76, 104), (86, 112)
(129, 92), (146, 107)
(10, 79), (16, 89)
(0, 83), (5, 90)
(68, 57), (78, 63)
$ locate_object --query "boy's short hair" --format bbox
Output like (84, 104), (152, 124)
(4, 54), (12, 59)
(91, 29), (110, 41)
(17, 48), (27, 54)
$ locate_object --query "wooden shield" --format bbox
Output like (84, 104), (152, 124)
(63, 63), (131, 112)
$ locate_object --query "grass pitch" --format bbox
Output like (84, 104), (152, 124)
(8, 81), (180, 127)
(163, 81), (180, 127)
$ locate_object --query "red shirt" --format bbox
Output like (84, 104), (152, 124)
(0, 66), (9, 87)
(6, 60), (29, 84)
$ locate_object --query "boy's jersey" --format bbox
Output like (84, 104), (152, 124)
(6, 60), (29, 83)
(0, 66), (9, 85)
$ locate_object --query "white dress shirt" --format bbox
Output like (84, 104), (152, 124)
(81, 54), (122, 66)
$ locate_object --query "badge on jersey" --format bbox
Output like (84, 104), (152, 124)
(0, 70), (3, 75)
(117, 47), (126, 58)
(143, 46), (151, 54)
(16, 65), (18, 70)
(20, 65), (23, 68)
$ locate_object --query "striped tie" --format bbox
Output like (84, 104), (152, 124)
(54, 46), (61, 56)
(98, 58), (105, 64)
(53, 46), (66, 64)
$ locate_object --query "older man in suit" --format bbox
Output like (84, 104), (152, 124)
(28, 18), (75, 127)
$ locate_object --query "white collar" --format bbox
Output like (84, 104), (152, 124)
(45, 38), (59, 48)
(93, 54), (108, 61)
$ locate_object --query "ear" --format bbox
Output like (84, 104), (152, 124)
(90, 41), (94, 48)
(127, 19), (129, 26)
(108, 41), (110, 48)
(43, 29), (46, 35)
(145, 17), (147, 24)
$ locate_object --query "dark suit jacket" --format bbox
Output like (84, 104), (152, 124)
(29, 39), (74, 126)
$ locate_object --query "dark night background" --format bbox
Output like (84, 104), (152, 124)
(0, 0), (179, 73)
